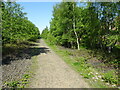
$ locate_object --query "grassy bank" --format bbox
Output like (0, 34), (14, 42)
(44, 39), (118, 88)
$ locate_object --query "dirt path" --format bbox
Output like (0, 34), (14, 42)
(29, 39), (90, 88)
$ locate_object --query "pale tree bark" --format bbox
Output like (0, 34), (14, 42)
(73, 3), (80, 50)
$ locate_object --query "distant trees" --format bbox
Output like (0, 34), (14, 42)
(41, 1), (120, 53)
(2, 1), (40, 45)
(41, 26), (49, 39)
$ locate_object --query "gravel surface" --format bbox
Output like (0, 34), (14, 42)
(2, 59), (31, 82)
(1, 41), (41, 88)
(29, 39), (90, 88)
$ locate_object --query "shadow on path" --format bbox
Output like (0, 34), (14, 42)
(2, 43), (49, 65)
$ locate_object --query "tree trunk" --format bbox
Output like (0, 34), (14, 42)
(73, 3), (80, 50)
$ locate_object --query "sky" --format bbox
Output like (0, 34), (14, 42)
(17, 2), (59, 33)
(17, 2), (86, 33)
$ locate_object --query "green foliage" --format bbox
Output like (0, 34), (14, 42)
(41, 2), (120, 68)
(5, 81), (19, 88)
(41, 26), (49, 39)
(4, 74), (31, 88)
(80, 70), (94, 79)
(2, 1), (40, 45)
(45, 42), (113, 88)
(48, 2), (79, 48)
(41, 2), (119, 87)
(22, 74), (31, 79)
(41, 1), (120, 52)
(102, 70), (118, 84)
(41, 6), (120, 88)
(47, 33), (56, 45)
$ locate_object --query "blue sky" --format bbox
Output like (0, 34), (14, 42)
(17, 2), (59, 33)
(17, 2), (86, 33)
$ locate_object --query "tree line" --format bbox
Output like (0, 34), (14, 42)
(41, 2), (120, 54)
(1, 1), (40, 46)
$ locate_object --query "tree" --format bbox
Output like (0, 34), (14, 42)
(41, 26), (49, 39)
(2, 1), (40, 45)
(42, 1), (120, 53)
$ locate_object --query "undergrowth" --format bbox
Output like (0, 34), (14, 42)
(4, 74), (31, 88)
(45, 39), (119, 88)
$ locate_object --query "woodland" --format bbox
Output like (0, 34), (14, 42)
(1, 1), (120, 88)
(41, 2), (120, 67)
(1, 1), (40, 56)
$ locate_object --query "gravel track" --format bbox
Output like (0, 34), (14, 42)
(29, 39), (90, 88)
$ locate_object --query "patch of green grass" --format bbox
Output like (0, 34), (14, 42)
(22, 74), (31, 80)
(5, 81), (19, 88)
(102, 70), (118, 85)
(24, 55), (39, 88)
(4, 73), (31, 88)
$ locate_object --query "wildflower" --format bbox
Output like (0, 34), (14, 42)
(92, 77), (95, 79)
(106, 83), (110, 85)
(96, 73), (98, 75)
(112, 84), (116, 87)
(92, 77), (98, 80)
(98, 75), (102, 78)
(94, 76), (98, 80)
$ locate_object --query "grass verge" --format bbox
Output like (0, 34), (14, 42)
(44, 39), (118, 88)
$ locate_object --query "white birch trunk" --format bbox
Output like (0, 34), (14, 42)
(73, 3), (80, 50)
